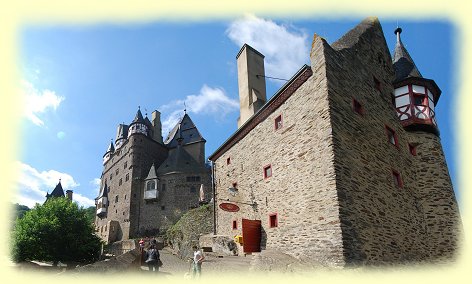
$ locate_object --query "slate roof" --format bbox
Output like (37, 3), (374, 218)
(163, 113), (206, 147)
(46, 181), (65, 199)
(131, 108), (145, 125)
(115, 124), (129, 141)
(145, 163), (158, 181)
(392, 27), (422, 82)
(97, 181), (108, 199)
(156, 146), (203, 175)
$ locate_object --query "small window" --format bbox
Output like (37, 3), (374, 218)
(124, 162), (127, 169)
(125, 173), (129, 181)
(162, 184), (166, 191)
(232, 182), (238, 188)
(374, 76), (381, 91)
(146, 180), (155, 191)
(413, 94), (427, 106)
(269, 214), (278, 228)
(119, 178), (122, 186)
(275, 115), (283, 130)
(124, 194), (127, 200)
(110, 173), (113, 180)
(263, 165), (272, 179)
(392, 170), (403, 188)
(161, 206), (165, 210)
(226, 157), (231, 165)
(409, 143), (417, 156)
(232, 220), (237, 230)
(115, 195), (119, 203)
(352, 99), (363, 115)
(385, 126), (398, 146)
(115, 169), (119, 175)
(133, 193), (137, 198)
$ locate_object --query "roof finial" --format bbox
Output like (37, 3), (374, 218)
(144, 108), (148, 117)
(184, 101), (187, 114)
(394, 25), (402, 43)
(59, 178), (61, 183)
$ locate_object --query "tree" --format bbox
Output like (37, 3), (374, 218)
(84, 206), (96, 225)
(11, 197), (102, 265)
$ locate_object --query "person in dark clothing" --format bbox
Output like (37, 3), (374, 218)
(145, 244), (160, 272)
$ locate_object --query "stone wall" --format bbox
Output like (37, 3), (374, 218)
(325, 17), (461, 264)
(213, 35), (345, 267)
(138, 171), (212, 235)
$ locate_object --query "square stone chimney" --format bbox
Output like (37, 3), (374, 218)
(236, 44), (267, 128)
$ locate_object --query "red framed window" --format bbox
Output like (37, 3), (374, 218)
(269, 213), (278, 228)
(408, 143), (417, 156)
(352, 98), (364, 115)
(274, 114), (283, 130)
(232, 220), (237, 230)
(392, 170), (403, 188)
(232, 182), (238, 188)
(385, 126), (398, 146)
(263, 165), (272, 179)
(226, 157), (231, 165)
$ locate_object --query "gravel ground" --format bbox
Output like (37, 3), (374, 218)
(139, 247), (253, 278)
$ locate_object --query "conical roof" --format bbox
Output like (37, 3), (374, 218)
(104, 140), (115, 156)
(97, 181), (108, 199)
(131, 108), (145, 124)
(49, 181), (65, 198)
(392, 27), (422, 82)
(115, 124), (129, 141)
(164, 113), (205, 147)
(145, 163), (158, 181)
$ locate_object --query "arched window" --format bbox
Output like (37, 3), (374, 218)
(146, 180), (156, 191)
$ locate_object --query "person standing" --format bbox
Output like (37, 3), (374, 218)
(145, 244), (160, 272)
(192, 245), (205, 278)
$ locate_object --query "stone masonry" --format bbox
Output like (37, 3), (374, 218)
(209, 17), (461, 267)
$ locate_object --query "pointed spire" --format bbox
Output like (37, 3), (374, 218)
(392, 26), (422, 82)
(132, 107), (145, 124)
(106, 139), (115, 153)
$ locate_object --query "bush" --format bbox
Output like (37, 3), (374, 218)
(11, 198), (102, 265)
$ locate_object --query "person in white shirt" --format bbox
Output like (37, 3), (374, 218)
(192, 245), (205, 278)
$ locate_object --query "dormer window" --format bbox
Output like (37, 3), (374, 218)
(144, 180), (158, 200)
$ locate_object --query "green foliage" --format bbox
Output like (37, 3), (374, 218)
(11, 198), (103, 265)
(84, 206), (96, 225)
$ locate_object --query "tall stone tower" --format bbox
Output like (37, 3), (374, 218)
(209, 17), (461, 266)
(237, 44), (267, 128)
(391, 27), (461, 260)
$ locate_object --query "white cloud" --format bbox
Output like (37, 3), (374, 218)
(90, 178), (101, 195)
(21, 80), (64, 126)
(160, 84), (239, 136)
(14, 161), (95, 208)
(226, 14), (309, 81)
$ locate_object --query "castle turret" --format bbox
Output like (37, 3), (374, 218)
(236, 44), (267, 128)
(115, 124), (129, 149)
(128, 107), (149, 136)
(96, 181), (108, 217)
(391, 26), (461, 260)
(103, 139), (115, 164)
(392, 27), (441, 135)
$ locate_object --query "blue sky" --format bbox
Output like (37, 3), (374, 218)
(16, 15), (458, 209)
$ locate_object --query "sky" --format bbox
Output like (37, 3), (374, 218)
(16, 15), (458, 210)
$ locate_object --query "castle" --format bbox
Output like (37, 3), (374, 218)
(94, 109), (211, 243)
(208, 18), (461, 266)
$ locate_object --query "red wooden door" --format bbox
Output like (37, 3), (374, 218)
(242, 219), (261, 253)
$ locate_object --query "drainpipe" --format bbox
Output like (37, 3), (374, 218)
(211, 161), (217, 235)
